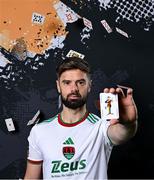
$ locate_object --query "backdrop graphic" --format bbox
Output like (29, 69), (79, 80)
(0, 0), (154, 178)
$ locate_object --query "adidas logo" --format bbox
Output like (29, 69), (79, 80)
(63, 137), (74, 145)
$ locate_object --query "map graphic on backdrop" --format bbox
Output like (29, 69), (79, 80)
(0, 0), (154, 178)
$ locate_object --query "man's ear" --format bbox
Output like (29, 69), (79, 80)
(56, 80), (61, 94)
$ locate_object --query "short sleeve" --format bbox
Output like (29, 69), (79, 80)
(102, 120), (113, 146)
(27, 126), (43, 162)
(101, 119), (114, 163)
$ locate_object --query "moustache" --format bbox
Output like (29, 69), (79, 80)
(67, 93), (81, 98)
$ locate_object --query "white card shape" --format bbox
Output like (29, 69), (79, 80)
(116, 27), (129, 38)
(27, 110), (40, 126)
(100, 93), (119, 120)
(32, 13), (45, 25)
(5, 118), (15, 132)
(54, 1), (79, 25)
(83, 17), (93, 30)
(65, 13), (75, 22)
(66, 50), (85, 59)
(101, 20), (112, 33)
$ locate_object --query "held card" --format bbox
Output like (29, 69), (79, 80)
(100, 93), (119, 120)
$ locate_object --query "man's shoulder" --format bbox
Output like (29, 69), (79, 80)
(87, 113), (109, 126)
(35, 114), (58, 127)
(28, 114), (59, 139)
(87, 113), (102, 124)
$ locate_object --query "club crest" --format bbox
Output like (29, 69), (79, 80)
(63, 146), (75, 160)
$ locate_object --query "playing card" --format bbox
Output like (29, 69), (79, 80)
(66, 50), (85, 59)
(54, 1), (79, 24)
(83, 17), (93, 30)
(32, 13), (45, 25)
(65, 13), (74, 22)
(116, 27), (129, 38)
(5, 118), (15, 132)
(100, 93), (119, 120)
(101, 20), (112, 33)
(27, 110), (40, 126)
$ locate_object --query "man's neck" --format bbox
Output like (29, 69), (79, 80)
(60, 105), (87, 124)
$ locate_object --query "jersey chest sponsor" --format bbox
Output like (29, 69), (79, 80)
(51, 137), (87, 174)
(51, 159), (86, 173)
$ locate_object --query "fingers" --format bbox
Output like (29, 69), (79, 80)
(116, 88), (125, 97)
(104, 88), (116, 93)
(103, 87), (133, 98)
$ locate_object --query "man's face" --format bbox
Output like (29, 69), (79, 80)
(56, 69), (91, 109)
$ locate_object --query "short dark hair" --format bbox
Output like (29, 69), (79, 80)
(56, 57), (91, 78)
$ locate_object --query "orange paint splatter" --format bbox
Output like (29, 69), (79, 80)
(0, 0), (67, 54)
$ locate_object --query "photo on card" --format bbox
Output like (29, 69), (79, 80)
(100, 93), (119, 120)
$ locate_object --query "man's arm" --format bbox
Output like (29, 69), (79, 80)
(24, 160), (42, 179)
(108, 120), (137, 145)
(104, 87), (138, 145)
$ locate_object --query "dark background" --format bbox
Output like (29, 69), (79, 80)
(0, 0), (154, 179)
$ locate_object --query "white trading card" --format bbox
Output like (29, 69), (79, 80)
(54, 1), (79, 24)
(101, 20), (112, 33)
(32, 13), (45, 25)
(100, 93), (119, 120)
(27, 110), (40, 126)
(83, 17), (93, 30)
(65, 13), (74, 22)
(5, 118), (15, 132)
(66, 50), (85, 59)
(116, 27), (129, 38)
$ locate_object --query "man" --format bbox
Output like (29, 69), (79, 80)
(24, 57), (138, 179)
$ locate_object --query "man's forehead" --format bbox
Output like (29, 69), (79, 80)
(59, 69), (88, 80)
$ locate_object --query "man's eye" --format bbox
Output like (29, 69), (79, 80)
(64, 81), (70, 85)
(78, 81), (85, 85)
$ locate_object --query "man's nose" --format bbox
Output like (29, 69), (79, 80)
(71, 82), (79, 92)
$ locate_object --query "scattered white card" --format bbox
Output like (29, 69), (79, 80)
(32, 13), (45, 25)
(116, 27), (129, 38)
(83, 17), (93, 30)
(54, 1), (79, 24)
(66, 50), (85, 59)
(65, 13), (74, 22)
(5, 118), (15, 132)
(100, 93), (119, 120)
(101, 20), (112, 33)
(27, 110), (40, 126)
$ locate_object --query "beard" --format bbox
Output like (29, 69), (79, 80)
(61, 92), (88, 109)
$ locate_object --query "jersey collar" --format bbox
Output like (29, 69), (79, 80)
(58, 112), (89, 127)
